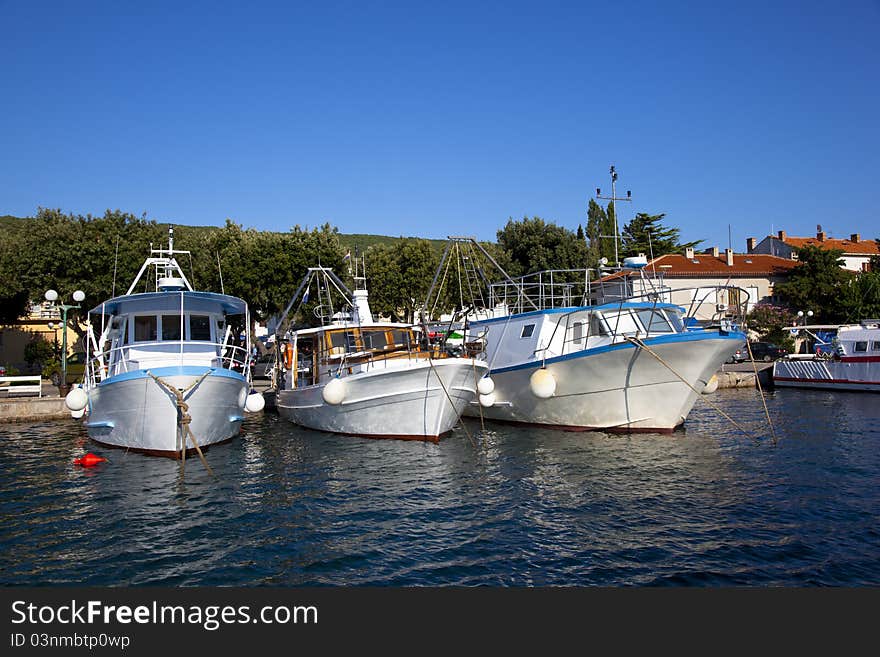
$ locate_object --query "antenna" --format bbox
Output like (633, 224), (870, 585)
(595, 164), (633, 267)
(111, 235), (120, 297)
(217, 252), (225, 294)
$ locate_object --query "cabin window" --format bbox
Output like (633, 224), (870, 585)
(571, 321), (584, 345)
(665, 310), (685, 332)
(606, 310), (640, 336)
(329, 331), (359, 352)
(190, 315), (212, 341)
(362, 330), (388, 350)
(520, 324), (535, 338)
(854, 341), (868, 353)
(590, 313), (609, 337)
(133, 316), (157, 342)
(635, 309), (674, 333)
(161, 314), (182, 341)
(390, 329), (411, 346)
(872, 341), (880, 351)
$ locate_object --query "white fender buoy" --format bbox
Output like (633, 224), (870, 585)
(322, 377), (346, 405)
(479, 392), (496, 407)
(245, 392), (265, 412)
(70, 407), (85, 419)
(65, 386), (88, 411)
(529, 368), (556, 399)
(477, 376), (495, 395)
(702, 374), (719, 394)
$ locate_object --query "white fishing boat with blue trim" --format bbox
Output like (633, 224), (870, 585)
(466, 299), (744, 432)
(66, 228), (264, 457)
(424, 238), (746, 433)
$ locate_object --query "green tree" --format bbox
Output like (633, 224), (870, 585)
(24, 334), (55, 368)
(620, 212), (701, 258)
(839, 270), (880, 321)
(746, 303), (796, 351)
(585, 199), (617, 266)
(496, 216), (588, 275)
(774, 245), (851, 322)
(366, 239), (438, 322)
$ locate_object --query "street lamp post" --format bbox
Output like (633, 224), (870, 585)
(797, 310), (814, 326)
(44, 289), (85, 395)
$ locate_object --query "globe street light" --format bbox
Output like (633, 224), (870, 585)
(44, 289), (85, 395)
(797, 310), (814, 326)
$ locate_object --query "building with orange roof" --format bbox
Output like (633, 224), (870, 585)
(595, 247), (800, 321)
(747, 229), (878, 272)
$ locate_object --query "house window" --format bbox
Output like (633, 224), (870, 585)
(190, 315), (212, 341)
(854, 341), (868, 353)
(133, 316), (157, 342)
(520, 324), (535, 338)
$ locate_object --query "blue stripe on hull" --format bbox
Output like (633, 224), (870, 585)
(490, 330), (746, 375)
(98, 365), (246, 387)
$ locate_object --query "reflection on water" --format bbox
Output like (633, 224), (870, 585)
(0, 387), (878, 586)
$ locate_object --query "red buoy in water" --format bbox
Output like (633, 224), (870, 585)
(74, 453), (107, 467)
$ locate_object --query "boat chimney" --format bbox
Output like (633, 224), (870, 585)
(746, 237), (756, 252)
(351, 289), (374, 324)
(725, 248), (734, 266)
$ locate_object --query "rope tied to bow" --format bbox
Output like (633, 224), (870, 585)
(147, 370), (215, 475)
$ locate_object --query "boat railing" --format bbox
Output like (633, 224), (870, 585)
(85, 341), (251, 385)
(531, 285), (748, 361)
(488, 269), (592, 314)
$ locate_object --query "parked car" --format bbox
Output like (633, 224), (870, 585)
(734, 342), (788, 363)
(46, 351), (88, 385)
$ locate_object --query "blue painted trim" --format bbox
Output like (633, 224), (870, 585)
(88, 290), (247, 315)
(84, 420), (114, 428)
(98, 365), (246, 387)
(470, 302), (686, 327)
(489, 329), (746, 374)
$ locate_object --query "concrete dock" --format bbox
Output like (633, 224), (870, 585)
(715, 362), (774, 389)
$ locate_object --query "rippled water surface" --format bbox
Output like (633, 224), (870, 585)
(1, 388), (878, 586)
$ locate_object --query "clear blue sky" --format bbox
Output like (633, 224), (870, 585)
(2, 0), (878, 251)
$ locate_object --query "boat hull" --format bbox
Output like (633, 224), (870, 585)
(773, 358), (880, 392)
(277, 359), (487, 440)
(466, 332), (742, 432)
(83, 366), (248, 456)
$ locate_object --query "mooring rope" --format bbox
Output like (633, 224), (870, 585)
(744, 340), (778, 445)
(470, 357), (485, 432)
(428, 358), (476, 448)
(624, 337), (762, 442)
(147, 370), (215, 475)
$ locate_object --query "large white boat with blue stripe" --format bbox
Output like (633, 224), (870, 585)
(424, 238), (746, 433)
(466, 300), (745, 432)
(67, 229), (263, 457)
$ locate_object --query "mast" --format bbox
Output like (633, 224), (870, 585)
(595, 165), (632, 268)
